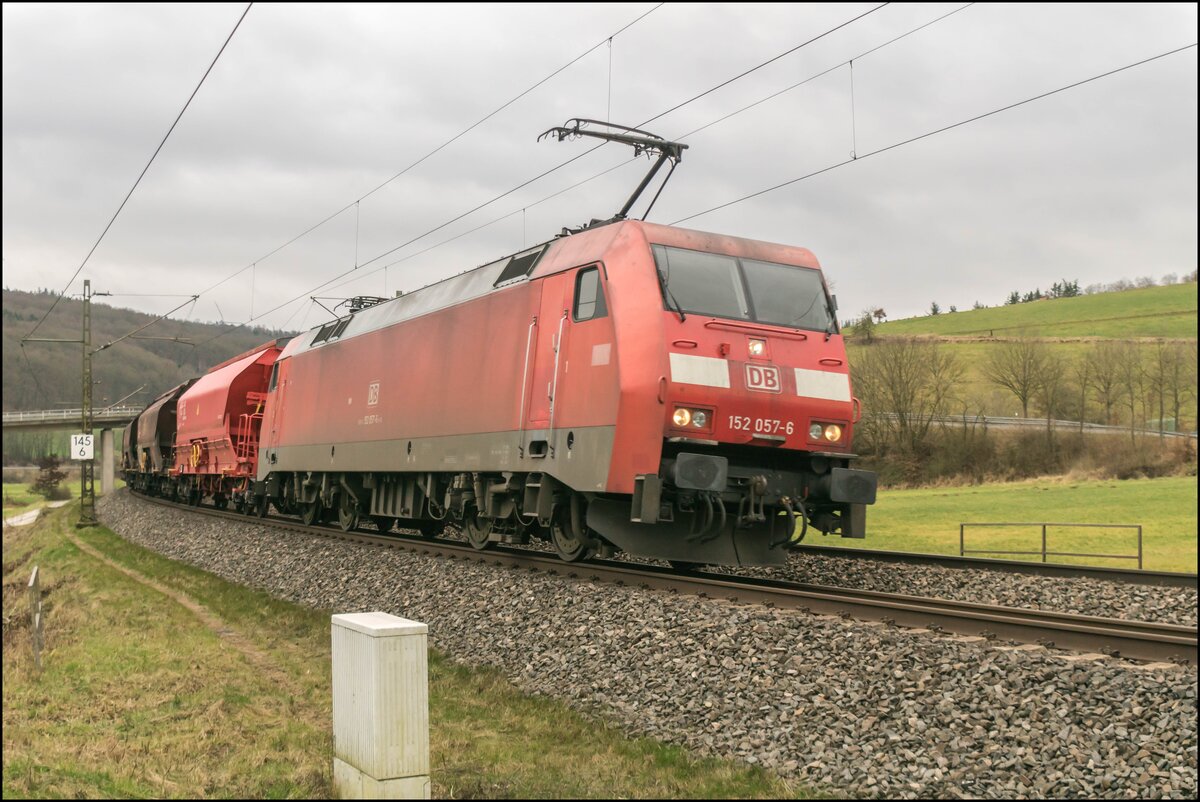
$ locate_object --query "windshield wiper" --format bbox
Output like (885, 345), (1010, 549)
(657, 269), (686, 322)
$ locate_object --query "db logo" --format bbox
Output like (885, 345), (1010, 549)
(745, 364), (781, 393)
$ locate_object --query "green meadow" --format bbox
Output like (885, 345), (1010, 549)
(830, 475), (1198, 573)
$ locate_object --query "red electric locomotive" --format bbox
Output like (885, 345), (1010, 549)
(127, 120), (877, 568)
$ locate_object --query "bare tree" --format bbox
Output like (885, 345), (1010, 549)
(1087, 342), (1125, 425)
(852, 339), (963, 455)
(1116, 343), (1146, 442)
(1034, 350), (1068, 443)
(1069, 353), (1090, 434)
(982, 338), (1046, 418)
(1159, 341), (1198, 434)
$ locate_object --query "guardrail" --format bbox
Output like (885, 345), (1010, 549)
(960, 522), (1143, 569)
(873, 412), (1197, 440)
(2, 406), (143, 425)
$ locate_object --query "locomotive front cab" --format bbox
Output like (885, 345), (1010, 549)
(613, 237), (877, 564)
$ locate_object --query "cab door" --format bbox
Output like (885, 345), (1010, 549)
(523, 273), (571, 455)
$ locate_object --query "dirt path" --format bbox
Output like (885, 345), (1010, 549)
(66, 529), (293, 684)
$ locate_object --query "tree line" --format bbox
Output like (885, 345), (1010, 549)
(850, 338), (1197, 484)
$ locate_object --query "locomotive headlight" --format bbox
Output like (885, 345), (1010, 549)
(823, 424), (843, 442)
(748, 339), (766, 357)
(692, 410), (708, 428)
(673, 408), (692, 427)
(809, 423), (824, 439)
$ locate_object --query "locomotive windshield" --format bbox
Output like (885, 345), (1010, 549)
(651, 244), (836, 332)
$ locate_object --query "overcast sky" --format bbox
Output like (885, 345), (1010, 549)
(3, 2), (1196, 340)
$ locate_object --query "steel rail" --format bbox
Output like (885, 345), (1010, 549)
(789, 544), (1198, 589)
(129, 493), (1196, 665)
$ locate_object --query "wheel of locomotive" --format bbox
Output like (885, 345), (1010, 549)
(418, 520), (445, 539)
(462, 507), (494, 551)
(668, 560), (703, 572)
(337, 494), (360, 532)
(188, 486), (201, 507)
(255, 494), (270, 518)
(300, 499), (322, 527)
(233, 496), (246, 514)
(213, 495), (228, 511)
(371, 515), (393, 534)
(550, 506), (594, 562)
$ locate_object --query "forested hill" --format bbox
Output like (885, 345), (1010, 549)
(2, 288), (297, 412)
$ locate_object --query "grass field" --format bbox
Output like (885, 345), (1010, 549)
(3, 503), (806, 799)
(866, 283), (1197, 339)
(2, 483), (44, 518)
(829, 475), (1198, 573)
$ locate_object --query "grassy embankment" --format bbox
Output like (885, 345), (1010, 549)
(825, 475), (1198, 573)
(3, 502), (806, 799)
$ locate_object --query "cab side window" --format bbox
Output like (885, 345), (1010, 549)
(573, 266), (608, 322)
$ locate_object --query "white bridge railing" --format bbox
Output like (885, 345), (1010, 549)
(2, 406), (144, 426)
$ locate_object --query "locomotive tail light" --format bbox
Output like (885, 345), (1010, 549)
(809, 423), (824, 439)
(691, 410), (708, 429)
(748, 338), (766, 357)
(673, 408), (692, 427)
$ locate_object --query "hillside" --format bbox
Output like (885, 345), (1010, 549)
(867, 283), (1197, 339)
(2, 288), (296, 412)
(846, 281), (1198, 428)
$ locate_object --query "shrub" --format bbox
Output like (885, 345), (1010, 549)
(32, 456), (68, 500)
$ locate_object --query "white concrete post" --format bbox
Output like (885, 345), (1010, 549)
(331, 612), (430, 799)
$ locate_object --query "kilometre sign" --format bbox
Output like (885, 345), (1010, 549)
(71, 434), (94, 460)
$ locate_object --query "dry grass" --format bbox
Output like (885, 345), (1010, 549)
(3, 508), (332, 799)
(3, 503), (811, 799)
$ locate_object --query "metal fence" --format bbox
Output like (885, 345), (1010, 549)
(873, 412), (1197, 440)
(960, 522), (1143, 569)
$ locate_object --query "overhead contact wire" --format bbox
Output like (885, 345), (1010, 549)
(188, 3), (666, 303)
(102, 4), (664, 349)
(325, 5), (975, 296)
(199, 4), (908, 343)
(24, 3), (253, 341)
(671, 42), (1199, 225)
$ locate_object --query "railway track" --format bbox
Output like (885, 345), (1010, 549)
(790, 544), (1198, 588)
(134, 493), (1197, 665)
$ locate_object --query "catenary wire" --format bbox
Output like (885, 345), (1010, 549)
(197, 4), (894, 344)
(670, 42), (1198, 225)
(185, 3), (666, 304)
(323, 4), (976, 297)
(95, 4), (666, 354)
(23, 3), (253, 341)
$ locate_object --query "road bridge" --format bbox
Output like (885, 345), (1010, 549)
(2, 406), (143, 495)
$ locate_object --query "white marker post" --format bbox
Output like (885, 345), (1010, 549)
(331, 612), (430, 799)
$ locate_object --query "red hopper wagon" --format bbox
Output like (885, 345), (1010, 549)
(170, 339), (289, 510)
